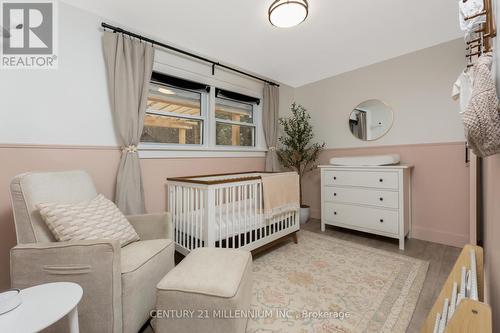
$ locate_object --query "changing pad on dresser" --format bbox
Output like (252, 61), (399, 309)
(329, 154), (400, 166)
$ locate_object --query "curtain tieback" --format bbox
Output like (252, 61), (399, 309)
(122, 145), (138, 153)
(268, 147), (277, 152)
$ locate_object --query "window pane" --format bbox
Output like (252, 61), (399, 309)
(147, 83), (201, 117)
(141, 114), (202, 144)
(215, 98), (253, 124)
(216, 122), (254, 147)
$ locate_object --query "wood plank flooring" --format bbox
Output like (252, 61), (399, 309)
(301, 219), (461, 333)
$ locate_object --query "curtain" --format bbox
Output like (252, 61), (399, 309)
(263, 84), (281, 172)
(357, 111), (368, 140)
(102, 32), (154, 215)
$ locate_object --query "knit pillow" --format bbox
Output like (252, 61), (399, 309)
(37, 194), (140, 247)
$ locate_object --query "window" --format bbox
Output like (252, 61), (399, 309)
(215, 98), (255, 147)
(141, 83), (204, 145)
(140, 71), (263, 155)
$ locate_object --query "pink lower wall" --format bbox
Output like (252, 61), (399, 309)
(302, 142), (470, 248)
(483, 154), (500, 332)
(0, 142), (469, 291)
(0, 144), (265, 290)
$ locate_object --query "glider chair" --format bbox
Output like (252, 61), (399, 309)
(9, 170), (175, 333)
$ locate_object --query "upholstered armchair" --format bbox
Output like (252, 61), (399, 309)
(9, 170), (175, 333)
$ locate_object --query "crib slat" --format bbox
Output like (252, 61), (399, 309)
(176, 186), (180, 247)
(192, 188), (196, 250)
(172, 186), (175, 245)
(186, 187), (189, 251)
(191, 188), (195, 250)
(253, 183), (257, 243)
(218, 188), (222, 247)
(225, 187), (228, 248)
(170, 185), (175, 245)
(244, 185), (247, 247)
(183, 187), (186, 249)
(200, 190), (204, 248)
(196, 189), (200, 249)
(241, 185), (244, 247)
(258, 183), (266, 237)
(232, 186), (236, 249)
(237, 185), (241, 247)
(176, 186), (181, 248)
(169, 185), (173, 242)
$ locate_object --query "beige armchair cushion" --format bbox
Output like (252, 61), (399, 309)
(10, 170), (98, 243)
(37, 194), (139, 247)
(121, 239), (175, 333)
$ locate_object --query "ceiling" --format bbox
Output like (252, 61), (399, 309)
(62, 0), (463, 87)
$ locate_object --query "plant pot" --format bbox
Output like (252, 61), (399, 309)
(300, 205), (310, 224)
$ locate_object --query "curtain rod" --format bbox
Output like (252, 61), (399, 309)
(101, 22), (280, 87)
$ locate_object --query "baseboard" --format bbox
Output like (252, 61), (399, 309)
(411, 226), (468, 248)
(310, 216), (467, 248)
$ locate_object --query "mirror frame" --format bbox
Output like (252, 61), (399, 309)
(348, 99), (394, 142)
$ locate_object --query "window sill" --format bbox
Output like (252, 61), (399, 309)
(138, 145), (268, 159)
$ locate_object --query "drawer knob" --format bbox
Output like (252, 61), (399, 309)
(379, 219), (384, 223)
(379, 178), (384, 182)
(334, 211), (337, 215)
(379, 197), (384, 201)
(333, 176), (337, 180)
(333, 193), (337, 196)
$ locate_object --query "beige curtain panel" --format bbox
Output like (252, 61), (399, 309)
(102, 31), (154, 215)
(263, 84), (281, 172)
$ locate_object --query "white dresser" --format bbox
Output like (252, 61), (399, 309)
(319, 165), (413, 250)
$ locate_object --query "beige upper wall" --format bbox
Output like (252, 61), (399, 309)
(291, 39), (466, 149)
(278, 83), (295, 117)
(280, 39), (470, 250)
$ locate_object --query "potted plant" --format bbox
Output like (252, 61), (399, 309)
(277, 103), (325, 224)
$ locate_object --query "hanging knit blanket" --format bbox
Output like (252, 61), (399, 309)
(463, 53), (500, 157)
(260, 172), (300, 219)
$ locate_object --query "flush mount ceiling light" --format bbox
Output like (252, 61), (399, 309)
(268, 0), (309, 28)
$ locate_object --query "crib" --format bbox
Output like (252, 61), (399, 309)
(167, 172), (300, 255)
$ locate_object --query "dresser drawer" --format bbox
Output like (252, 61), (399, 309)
(323, 170), (399, 189)
(324, 187), (399, 209)
(323, 202), (399, 235)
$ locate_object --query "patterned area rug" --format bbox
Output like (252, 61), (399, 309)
(247, 231), (428, 333)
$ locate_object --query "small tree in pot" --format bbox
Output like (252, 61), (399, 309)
(277, 103), (325, 224)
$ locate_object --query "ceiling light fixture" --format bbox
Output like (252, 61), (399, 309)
(268, 0), (308, 28)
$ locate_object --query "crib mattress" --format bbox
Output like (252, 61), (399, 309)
(173, 199), (295, 240)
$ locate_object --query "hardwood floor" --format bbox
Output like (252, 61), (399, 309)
(302, 219), (461, 333)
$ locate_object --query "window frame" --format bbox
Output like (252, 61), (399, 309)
(139, 72), (266, 158)
(141, 82), (209, 149)
(214, 96), (257, 148)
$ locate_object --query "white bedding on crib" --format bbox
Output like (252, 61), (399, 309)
(174, 199), (295, 240)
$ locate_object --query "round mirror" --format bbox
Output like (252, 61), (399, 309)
(349, 99), (394, 141)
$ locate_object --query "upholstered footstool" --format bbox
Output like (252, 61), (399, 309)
(154, 248), (253, 333)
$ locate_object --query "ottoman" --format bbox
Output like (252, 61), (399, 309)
(155, 248), (253, 333)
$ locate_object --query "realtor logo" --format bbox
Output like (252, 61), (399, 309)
(1, 0), (58, 69)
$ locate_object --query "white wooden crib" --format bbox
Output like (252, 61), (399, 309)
(167, 172), (300, 255)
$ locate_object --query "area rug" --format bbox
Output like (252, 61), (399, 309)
(247, 231), (429, 333)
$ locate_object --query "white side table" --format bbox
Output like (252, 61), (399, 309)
(0, 282), (83, 333)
